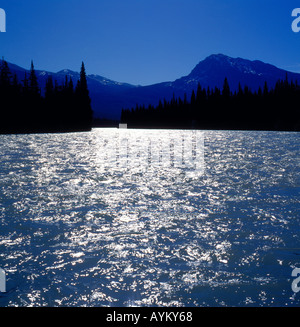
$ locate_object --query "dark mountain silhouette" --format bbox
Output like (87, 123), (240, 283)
(4, 54), (300, 120)
(3, 62), (138, 120)
(120, 54), (300, 120)
(182, 54), (298, 91)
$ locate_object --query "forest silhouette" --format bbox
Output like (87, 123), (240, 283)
(0, 60), (93, 134)
(121, 76), (300, 131)
(1, 58), (299, 133)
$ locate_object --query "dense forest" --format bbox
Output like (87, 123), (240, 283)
(0, 60), (93, 134)
(121, 76), (300, 131)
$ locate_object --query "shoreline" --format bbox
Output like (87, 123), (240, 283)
(0, 126), (299, 135)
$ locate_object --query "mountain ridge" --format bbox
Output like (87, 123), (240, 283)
(3, 54), (300, 120)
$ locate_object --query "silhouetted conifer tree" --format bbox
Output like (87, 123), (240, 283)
(222, 77), (230, 98)
(74, 62), (93, 129)
(29, 61), (40, 96)
(0, 59), (11, 87)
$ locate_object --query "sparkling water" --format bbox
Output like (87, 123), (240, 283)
(0, 129), (299, 307)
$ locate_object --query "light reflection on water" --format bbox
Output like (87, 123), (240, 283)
(0, 129), (299, 307)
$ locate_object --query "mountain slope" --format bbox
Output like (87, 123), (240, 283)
(4, 61), (139, 120)
(107, 54), (300, 119)
(178, 54), (300, 92)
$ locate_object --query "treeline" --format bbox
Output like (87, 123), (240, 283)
(121, 77), (300, 131)
(0, 60), (93, 134)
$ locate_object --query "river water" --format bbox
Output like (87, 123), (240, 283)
(0, 129), (299, 307)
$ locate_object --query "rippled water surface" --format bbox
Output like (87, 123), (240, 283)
(0, 129), (299, 307)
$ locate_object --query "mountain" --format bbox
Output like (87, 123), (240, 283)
(120, 54), (300, 118)
(95, 54), (300, 119)
(4, 54), (300, 120)
(3, 61), (139, 120)
(176, 53), (300, 92)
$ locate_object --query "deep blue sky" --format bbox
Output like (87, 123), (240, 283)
(1, 0), (300, 85)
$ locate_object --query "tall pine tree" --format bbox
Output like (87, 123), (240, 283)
(75, 62), (93, 129)
(29, 61), (40, 96)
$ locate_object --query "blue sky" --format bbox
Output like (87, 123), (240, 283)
(1, 0), (300, 85)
